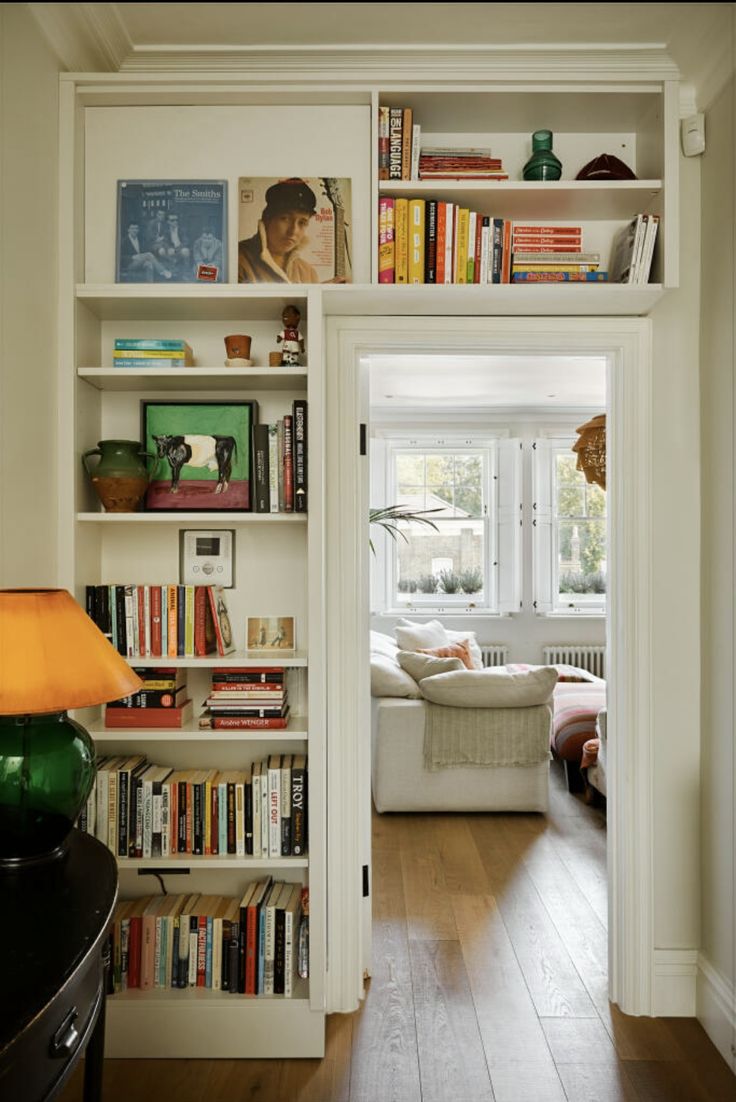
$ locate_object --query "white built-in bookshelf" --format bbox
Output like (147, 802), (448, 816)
(59, 65), (679, 1059)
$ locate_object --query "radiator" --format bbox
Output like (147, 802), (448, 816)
(480, 644), (509, 668)
(542, 644), (606, 679)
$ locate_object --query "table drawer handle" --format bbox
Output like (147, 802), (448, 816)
(50, 1008), (80, 1058)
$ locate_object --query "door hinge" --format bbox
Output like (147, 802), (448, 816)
(362, 864), (370, 897)
(360, 423), (367, 456)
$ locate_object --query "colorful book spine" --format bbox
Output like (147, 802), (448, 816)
(114, 339), (191, 350)
(401, 107), (413, 180)
(378, 197), (395, 284)
(424, 199), (437, 284)
(511, 271), (609, 281)
(408, 199), (425, 284)
(395, 198), (409, 284)
(378, 105), (390, 180)
(388, 108), (403, 180)
(293, 399), (307, 513)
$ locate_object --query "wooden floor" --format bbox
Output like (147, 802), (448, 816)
(60, 763), (735, 1102)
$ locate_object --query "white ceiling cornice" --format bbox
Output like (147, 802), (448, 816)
(117, 44), (681, 83)
(27, 2), (130, 71)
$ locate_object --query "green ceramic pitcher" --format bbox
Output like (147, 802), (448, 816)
(82, 439), (154, 512)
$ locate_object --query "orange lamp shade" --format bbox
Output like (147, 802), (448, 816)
(0, 589), (143, 714)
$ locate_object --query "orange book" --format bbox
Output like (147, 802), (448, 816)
(167, 584), (177, 657)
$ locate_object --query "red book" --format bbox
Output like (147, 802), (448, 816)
(436, 202), (446, 284)
(213, 667), (284, 676)
(245, 879), (272, 994)
(150, 586), (162, 657)
(512, 241), (583, 252)
(211, 716), (289, 730)
(194, 585), (216, 656)
(514, 224), (582, 235)
(206, 586), (235, 657)
(137, 587), (146, 656)
(210, 682), (284, 692)
(127, 913), (142, 988)
(104, 701), (193, 728)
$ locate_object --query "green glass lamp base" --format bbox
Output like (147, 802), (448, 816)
(0, 712), (96, 867)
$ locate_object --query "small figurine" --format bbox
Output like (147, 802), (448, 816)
(276, 304), (305, 366)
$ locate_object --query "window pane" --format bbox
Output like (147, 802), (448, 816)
(453, 455), (483, 517)
(556, 453), (584, 485)
(557, 519), (607, 595)
(396, 454), (425, 486)
(396, 520), (484, 600)
(557, 484), (585, 517)
(586, 483), (606, 517)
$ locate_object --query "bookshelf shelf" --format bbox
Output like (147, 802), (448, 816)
(117, 856), (309, 869)
(110, 979), (309, 1004)
(378, 178), (664, 220)
(76, 284), (310, 321)
(78, 367), (308, 392)
(77, 512), (307, 523)
(90, 717), (308, 740)
(124, 653), (309, 668)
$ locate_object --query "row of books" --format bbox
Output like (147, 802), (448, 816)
(106, 666), (192, 729)
(509, 223), (606, 283)
(85, 583), (233, 659)
(252, 400), (307, 513)
(377, 106), (508, 182)
(80, 754), (308, 859)
(199, 667), (290, 730)
(113, 337), (194, 368)
(109, 882), (308, 997)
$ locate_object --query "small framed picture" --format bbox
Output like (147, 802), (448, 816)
(247, 617), (295, 652)
(142, 400), (257, 511)
(117, 180), (227, 283)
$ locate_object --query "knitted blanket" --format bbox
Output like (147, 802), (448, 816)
(423, 702), (553, 771)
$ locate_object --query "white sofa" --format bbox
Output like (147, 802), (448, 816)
(370, 629), (551, 813)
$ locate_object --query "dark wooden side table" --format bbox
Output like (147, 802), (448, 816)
(0, 830), (118, 1102)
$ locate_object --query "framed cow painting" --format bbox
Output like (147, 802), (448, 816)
(141, 400), (257, 511)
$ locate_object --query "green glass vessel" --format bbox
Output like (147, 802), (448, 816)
(523, 129), (562, 181)
(0, 712), (96, 866)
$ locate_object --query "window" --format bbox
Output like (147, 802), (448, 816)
(371, 434), (521, 614)
(533, 438), (607, 614)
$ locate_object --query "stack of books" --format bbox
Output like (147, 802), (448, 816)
(609, 213), (659, 284)
(418, 147), (507, 181)
(85, 583), (233, 658)
(104, 668), (192, 729)
(511, 224), (607, 282)
(113, 338), (194, 367)
(200, 667), (289, 730)
(108, 883), (307, 997)
(378, 105), (419, 181)
(252, 400), (308, 513)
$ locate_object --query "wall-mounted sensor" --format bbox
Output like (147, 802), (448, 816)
(681, 113), (705, 157)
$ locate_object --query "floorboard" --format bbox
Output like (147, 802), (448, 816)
(57, 766), (735, 1102)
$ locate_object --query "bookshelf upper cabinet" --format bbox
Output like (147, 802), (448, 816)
(372, 84), (677, 295)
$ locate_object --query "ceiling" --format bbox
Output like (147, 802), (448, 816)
(367, 353), (607, 411)
(30, 3), (734, 107)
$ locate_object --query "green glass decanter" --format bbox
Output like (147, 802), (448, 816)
(523, 130), (562, 181)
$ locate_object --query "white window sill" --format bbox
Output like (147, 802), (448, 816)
(374, 609), (512, 621)
(538, 611), (606, 620)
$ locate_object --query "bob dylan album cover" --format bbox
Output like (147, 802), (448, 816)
(142, 400), (257, 511)
(117, 180), (227, 283)
(237, 176), (351, 284)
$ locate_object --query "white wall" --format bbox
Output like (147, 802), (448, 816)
(698, 72), (736, 1069)
(0, 4), (61, 585)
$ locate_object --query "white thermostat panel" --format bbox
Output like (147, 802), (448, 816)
(180, 530), (234, 587)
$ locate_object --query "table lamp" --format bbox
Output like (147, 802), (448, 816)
(0, 589), (143, 867)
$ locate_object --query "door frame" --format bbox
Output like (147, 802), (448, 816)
(323, 314), (654, 1016)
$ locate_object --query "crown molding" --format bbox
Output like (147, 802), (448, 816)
(116, 44), (681, 83)
(28, 2), (129, 71)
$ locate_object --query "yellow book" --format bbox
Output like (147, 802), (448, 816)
(408, 198), (426, 284)
(167, 584), (178, 658)
(395, 198), (409, 283)
(511, 263), (599, 273)
(455, 208), (470, 284)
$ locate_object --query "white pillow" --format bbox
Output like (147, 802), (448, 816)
(394, 618), (450, 651)
(419, 665), (558, 708)
(370, 654), (421, 698)
(396, 650), (466, 681)
(445, 628), (483, 671)
(370, 630), (399, 658)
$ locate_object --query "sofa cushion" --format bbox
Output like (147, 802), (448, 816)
(370, 654), (421, 698)
(397, 650), (466, 681)
(419, 665), (558, 709)
(370, 630), (400, 658)
(394, 618), (449, 651)
(417, 640), (474, 669)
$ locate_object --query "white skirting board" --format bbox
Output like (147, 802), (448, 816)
(697, 954), (736, 1073)
(652, 949), (698, 1016)
(105, 999), (325, 1058)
